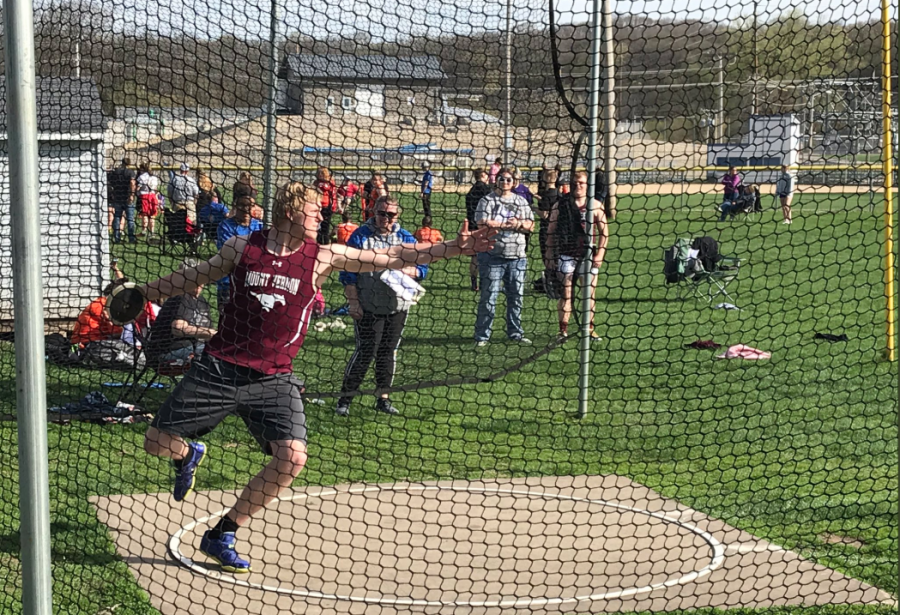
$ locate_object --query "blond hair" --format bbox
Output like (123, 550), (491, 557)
(198, 172), (214, 193)
(273, 181), (317, 226)
(317, 167), (332, 182)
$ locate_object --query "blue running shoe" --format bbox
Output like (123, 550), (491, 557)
(199, 530), (251, 573)
(173, 441), (206, 502)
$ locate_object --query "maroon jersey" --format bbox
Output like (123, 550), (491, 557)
(206, 231), (320, 374)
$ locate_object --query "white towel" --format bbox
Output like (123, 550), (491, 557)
(380, 270), (427, 304)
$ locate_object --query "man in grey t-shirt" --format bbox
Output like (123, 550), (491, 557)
(168, 163), (201, 224)
(473, 167), (535, 346)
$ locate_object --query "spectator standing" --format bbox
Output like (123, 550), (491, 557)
(108, 157), (137, 244)
(776, 164), (794, 225)
(473, 167), (535, 346)
(420, 162), (434, 217)
(337, 178), (360, 215)
(313, 167), (337, 244)
(554, 164), (567, 192)
(465, 169), (492, 291)
(215, 196), (264, 318)
(169, 163), (201, 225)
(145, 259), (216, 364)
(233, 171), (258, 201)
(362, 172), (389, 222)
(137, 162), (161, 239)
(336, 196), (428, 417)
(414, 216), (443, 243)
(537, 164), (550, 195)
(537, 168), (560, 266)
(545, 170), (608, 340)
(335, 211), (359, 245)
(511, 166), (535, 208)
(488, 157), (502, 184)
(722, 165), (742, 203)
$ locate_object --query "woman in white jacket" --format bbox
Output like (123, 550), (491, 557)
(775, 164), (794, 225)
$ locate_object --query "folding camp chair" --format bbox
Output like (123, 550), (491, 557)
(678, 255), (742, 304)
(114, 328), (192, 406)
(161, 208), (202, 257)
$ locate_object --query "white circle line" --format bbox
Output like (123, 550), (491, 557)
(168, 484), (726, 608)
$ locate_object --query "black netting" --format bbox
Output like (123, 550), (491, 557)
(0, 0), (897, 612)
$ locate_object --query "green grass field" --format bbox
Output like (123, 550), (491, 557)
(0, 190), (896, 614)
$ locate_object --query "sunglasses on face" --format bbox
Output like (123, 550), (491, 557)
(498, 177), (515, 183)
(376, 211), (397, 220)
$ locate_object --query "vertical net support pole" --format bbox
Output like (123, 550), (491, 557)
(3, 0), (53, 610)
(262, 0), (279, 226)
(880, 0), (896, 362)
(579, 0), (605, 419)
(601, 0), (617, 219)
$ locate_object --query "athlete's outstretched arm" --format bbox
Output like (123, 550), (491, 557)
(140, 235), (244, 302)
(323, 220), (496, 275)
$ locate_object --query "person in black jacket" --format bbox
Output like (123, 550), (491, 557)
(546, 170), (609, 340)
(464, 169), (492, 291)
(537, 168), (560, 267)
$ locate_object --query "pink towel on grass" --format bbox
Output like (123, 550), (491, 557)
(716, 344), (771, 360)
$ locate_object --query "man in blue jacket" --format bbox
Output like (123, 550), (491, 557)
(420, 162), (434, 218)
(336, 196), (428, 417)
(214, 196), (264, 319)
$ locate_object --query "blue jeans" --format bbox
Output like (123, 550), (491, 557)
(112, 202), (136, 242)
(474, 254), (526, 341)
(719, 200), (736, 221)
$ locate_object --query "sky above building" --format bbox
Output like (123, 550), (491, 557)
(46, 0), (894, 41)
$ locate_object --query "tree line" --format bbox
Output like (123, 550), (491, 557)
(9, 1), (896, 129)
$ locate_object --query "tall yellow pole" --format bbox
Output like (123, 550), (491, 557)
(881, 0), (896, 361)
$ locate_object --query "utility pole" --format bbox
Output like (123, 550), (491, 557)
(716, 56), (725, 141)
(752, 0), (759, 115)
(503, 0), (513, 164)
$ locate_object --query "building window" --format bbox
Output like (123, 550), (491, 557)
(341, 96), (356, 111)
(325, 97), (335, 115)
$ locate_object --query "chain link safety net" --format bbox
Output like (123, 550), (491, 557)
(0, 0), (897, 611)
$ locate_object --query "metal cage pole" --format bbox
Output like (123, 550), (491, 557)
(262, 0), (279, 225)
(3, 0), (53, 610)
(601, 0), (617, 219)
(579, 0), (606, 418)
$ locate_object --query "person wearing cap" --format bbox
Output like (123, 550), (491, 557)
(420, 162), (434, 218)
(144, 258), (215, 365)
(168, 163), (201, 224)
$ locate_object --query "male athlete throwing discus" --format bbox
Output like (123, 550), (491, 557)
(109, 181), (496, 573)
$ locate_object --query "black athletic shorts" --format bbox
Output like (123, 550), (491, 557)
(152, 353), (307, 453)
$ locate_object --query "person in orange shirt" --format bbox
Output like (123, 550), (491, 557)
(71, 276), (130, 347)
(414, 216), (444, 243)
(334, 211), (359, 245)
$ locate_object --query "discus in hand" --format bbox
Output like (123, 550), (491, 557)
(108, 282), (146, 325)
